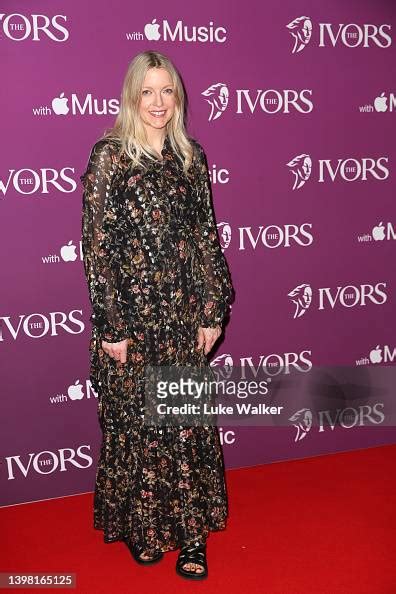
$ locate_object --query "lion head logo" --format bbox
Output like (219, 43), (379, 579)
(287, 16), (312, 54)
(286, 154), (312, 190)
(288, 283), (312, 319)
(210, 353), (234, 381)
(289, 407), (313, 441)
(217, 222), (232, 250)
(202, 83), (229, 121)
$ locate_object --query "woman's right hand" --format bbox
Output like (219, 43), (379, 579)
(101, 338), (129, 363)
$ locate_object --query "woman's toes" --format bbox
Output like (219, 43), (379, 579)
(183, 562), (203, 573)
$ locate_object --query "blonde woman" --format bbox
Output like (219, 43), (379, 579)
(80, 50), (234, 580)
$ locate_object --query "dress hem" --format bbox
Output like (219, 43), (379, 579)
(93, 521), (228, 552)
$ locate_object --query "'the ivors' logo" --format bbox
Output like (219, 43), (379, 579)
(4, 445), (93, 480)
(0, 13), (69, 42)
(287, 17), (392, 53)
(203, 84), (314, 121)
(289, 403), (385, 442)
(288, 282), (388, 318)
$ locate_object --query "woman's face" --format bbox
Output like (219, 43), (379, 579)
(139, 67), (176, 132)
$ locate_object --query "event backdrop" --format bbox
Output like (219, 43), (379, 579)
(1, 0), (396, 506)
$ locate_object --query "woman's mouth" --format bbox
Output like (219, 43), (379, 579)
(150, 110), (166, 118)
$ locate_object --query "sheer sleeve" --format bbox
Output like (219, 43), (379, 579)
(192, 142), (235, 328)
(80, 140), (130, 343)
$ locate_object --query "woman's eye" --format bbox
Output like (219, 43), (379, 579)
(142, 89), (172, 95)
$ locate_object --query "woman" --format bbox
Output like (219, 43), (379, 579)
(80, 50), (234, 580)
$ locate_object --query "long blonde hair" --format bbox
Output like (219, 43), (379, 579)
(102, 50), (195, 175)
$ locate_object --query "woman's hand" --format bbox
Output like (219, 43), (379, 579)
(101, 338), (129, 363)
(196, 325), (222, 356)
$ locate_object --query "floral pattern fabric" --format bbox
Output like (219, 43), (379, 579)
(80, 133), (234, 554)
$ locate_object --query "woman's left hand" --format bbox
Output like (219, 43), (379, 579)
(196, 325), (222, 355)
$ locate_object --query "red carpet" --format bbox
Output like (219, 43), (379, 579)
(1, 444), (395, 594)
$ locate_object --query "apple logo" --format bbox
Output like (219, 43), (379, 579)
(52, 92), (69, 115)
(60, 240), (78, 262)
(144, 19), (161, 41)
(369, 345), (383, 364)
(372, 222), (386, 241)
(374, 92), (387, 113)
(68, 380), (84, 401)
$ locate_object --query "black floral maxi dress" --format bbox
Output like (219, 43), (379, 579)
(80, 133), (234, 555)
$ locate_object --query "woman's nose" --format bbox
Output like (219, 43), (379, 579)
(153, 93), (164, 107)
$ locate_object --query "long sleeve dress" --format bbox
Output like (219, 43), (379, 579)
(80, 132), (234, 555)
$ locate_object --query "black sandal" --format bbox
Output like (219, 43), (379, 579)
(176, 542), (208, 580)
(124, 540), (164, 565)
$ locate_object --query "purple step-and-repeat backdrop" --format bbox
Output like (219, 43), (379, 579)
(1, 1), (396, 506)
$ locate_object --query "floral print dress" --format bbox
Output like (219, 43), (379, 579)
(80, 132), (234, 555)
